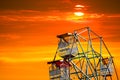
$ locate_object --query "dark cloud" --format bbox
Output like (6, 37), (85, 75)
(0, 0), (120, 13)
(0, 0), (72, 11)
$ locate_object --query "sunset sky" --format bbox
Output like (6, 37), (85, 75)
(0, 0), (120, 80)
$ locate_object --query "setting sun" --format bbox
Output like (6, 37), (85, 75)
(74, 12), (84, 16)
(74, 4), (85, 16)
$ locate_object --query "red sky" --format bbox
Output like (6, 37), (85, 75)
(0, 0), (120, 80)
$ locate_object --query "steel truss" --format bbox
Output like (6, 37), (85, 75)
(47, 27), (119, 80)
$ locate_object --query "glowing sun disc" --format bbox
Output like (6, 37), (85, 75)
(74, 12), (84, 16)
(75, 5), (84, 8)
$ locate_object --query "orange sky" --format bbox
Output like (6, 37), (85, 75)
(0, 0), (120, 80)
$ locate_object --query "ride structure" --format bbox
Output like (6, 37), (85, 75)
(47, 27), (119, 80)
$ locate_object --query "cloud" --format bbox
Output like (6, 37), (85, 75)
(0, 34), (20, 40)
(0, 0), (73, 11)
(0, 46), (56, 63)
(107, 14), (120, 18)
(0, 10), (106, 22)
(0, 57), (53, 63)
(0, 10), (62, 22)
(0, 10), (120, 47)
(0, 0), (120, 14)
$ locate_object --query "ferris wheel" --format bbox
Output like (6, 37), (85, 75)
(47, 27), (119, 80)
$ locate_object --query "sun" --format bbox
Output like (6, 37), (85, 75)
(74, 12), (84, 16)
(74, 4), (85, 16)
